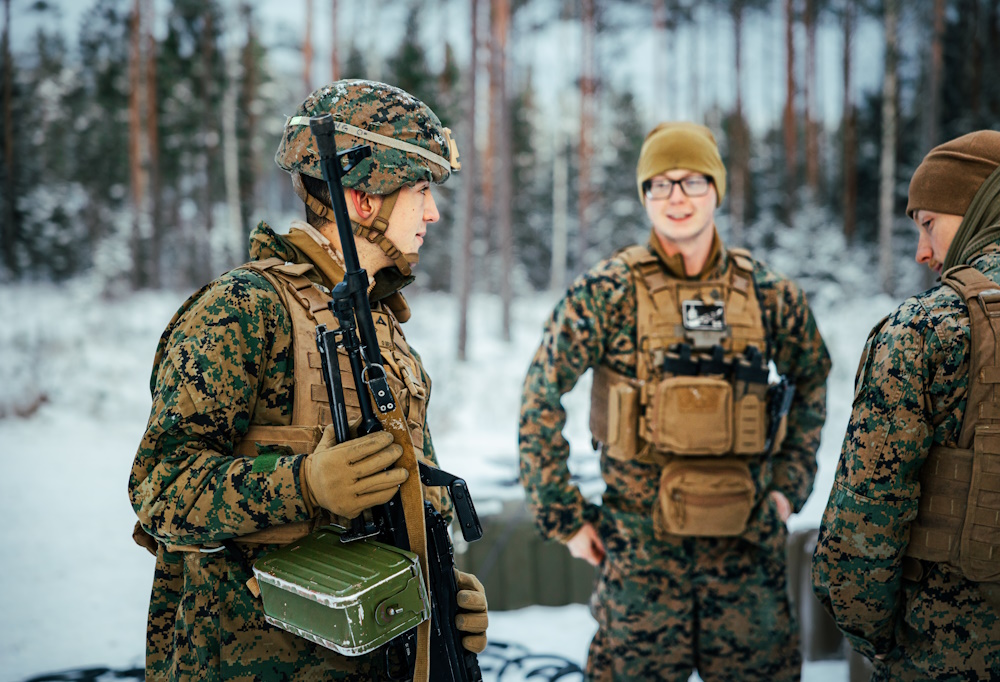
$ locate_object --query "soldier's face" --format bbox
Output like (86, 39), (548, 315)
(385, 180), (440, 254)
(913, 209), (963, 274)
(644, 169), (718, 249)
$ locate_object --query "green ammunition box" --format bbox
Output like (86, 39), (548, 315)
(252, 526), (429, 655)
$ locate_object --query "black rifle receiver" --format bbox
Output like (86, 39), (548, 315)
(308, 114), (484, 682)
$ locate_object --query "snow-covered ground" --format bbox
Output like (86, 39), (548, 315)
(0, 272), (900, 682)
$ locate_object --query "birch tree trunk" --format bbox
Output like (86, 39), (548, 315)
(457, 0), (479, 361)
(879, 0), (899, 295)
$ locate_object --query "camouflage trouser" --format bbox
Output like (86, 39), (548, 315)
(145, 546), (384, 682)
(870, 564), (1000, 682)
(585, 510), (800, 682)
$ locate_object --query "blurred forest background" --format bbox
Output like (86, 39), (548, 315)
(1, 0), (999, 352)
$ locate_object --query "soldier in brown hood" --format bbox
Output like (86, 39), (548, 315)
(519, 122), (831, 680)
(129, 80), (487, 681)
(813, 130), (1000, 680)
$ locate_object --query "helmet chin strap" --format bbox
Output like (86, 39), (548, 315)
(291, 173), (414, 276)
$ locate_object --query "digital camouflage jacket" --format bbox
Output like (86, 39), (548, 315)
(518, 231), (831, 558)
(128, 222), (441, 681)
(812, 247), (1000, 680)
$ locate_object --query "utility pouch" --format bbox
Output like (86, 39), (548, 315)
(590, 365), (640, 460)
(645, 376), (732, 455)
(653, 458), (755, 537)
(733, 393), (768, 455)
(960, 424), (1000, 582)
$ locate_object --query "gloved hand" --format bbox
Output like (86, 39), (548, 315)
(454, 568), (488, 653)
(300, 427), (408, 519)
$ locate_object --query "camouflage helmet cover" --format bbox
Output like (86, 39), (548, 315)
(275, 79), (459, 195)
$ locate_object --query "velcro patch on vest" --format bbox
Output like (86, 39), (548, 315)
(682, 301), (727, 332)
(372, 311), (395, 353)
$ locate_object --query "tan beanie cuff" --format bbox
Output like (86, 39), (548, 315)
(907, 130), (1000, 218)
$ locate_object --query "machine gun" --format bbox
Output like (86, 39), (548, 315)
(309, 114), (483, 682)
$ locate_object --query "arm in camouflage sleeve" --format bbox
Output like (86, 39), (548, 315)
(518, 259), (633, 541)
(759, 269), (832, 511)
(129, 271), (312, 546)
(811, 297), (961, 658)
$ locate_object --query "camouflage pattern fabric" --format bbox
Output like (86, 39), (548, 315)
(812, 248), (1000, 681)
(274, 79), (454, 195)
(519, 231), (830, 680)
(129, 223), (443, 681)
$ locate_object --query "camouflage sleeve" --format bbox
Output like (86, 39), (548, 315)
(518, 259), (633, 542)
(129, 270), (311, 546)
(758, 268), (832, 511)
(811, 296), (960, 658)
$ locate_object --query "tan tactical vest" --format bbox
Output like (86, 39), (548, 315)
(589, 245), (777, 538)
(905, 265), (1000, 584)
(134, 257), (436, 554)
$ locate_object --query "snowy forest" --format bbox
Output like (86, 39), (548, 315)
(3, 0), (999, 306)
(2, 1), (1000, 681)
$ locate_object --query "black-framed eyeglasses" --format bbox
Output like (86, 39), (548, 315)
(644, 175), (712, 200)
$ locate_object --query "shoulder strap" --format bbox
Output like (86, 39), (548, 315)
(941, 265), (1000, 447)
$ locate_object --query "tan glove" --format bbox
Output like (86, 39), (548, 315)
(300, 427), (408, 519)
(454, 568), (488, 654)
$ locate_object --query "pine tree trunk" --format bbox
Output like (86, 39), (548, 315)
(494, 0), (513, 342)
(197, 9), (216, 285)
(239, 2), (258, 261)
(303, 0), (313, 93)
(1, 0), (15, 276)
(729, 1), (746, 246)
(804, 0), (820, 196)
(457, 0), (479, 362)
(578, 0), (596, 267)
(879, 0), (899, 295)
(921, 0), (944, 151)
(842, 0), (857, 243)
(222, 5), (243, 271)
(145, 0), (162, 288)
(330, 0), (339, 81)
(128, 0), (148, 288)
(783, 0), (796, 221)
(550, 94), (569, 294)
(654, 0), (670, 118)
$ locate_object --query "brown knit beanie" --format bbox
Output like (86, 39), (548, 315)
(907, 130), (1000, 218)
(636, 122), (727, 206)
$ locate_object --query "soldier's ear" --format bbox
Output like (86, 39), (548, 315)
(346, 188), (383, 223)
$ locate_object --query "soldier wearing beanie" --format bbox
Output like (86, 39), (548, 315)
(813, 129), (1000, 681)
(520, 121), (830, 680)
(129, 80), (488, 681)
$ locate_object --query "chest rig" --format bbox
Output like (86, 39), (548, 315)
(590, 245), (784, 538)
(905, 265), (1000, 584)
(216, 258), (432, 549)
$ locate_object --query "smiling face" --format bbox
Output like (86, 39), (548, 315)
(644, 169), (718, 250)
(912, 209), (963, 274)
(384, 180), (440, 255)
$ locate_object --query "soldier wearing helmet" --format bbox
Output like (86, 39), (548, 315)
(129, 80), (487, 680)
(518, 122), (831, 680)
